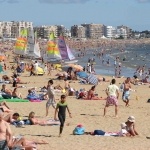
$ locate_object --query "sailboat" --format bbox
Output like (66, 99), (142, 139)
(44, 32), (62, 63)
(58, 36), (78, 64)
(26, 30), (41, 58)
(15, 29), (41, 58)
(14, 29), (28, 55)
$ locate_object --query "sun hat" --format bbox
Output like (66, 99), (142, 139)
(128, 116), (135, 122)
(121, 123), (127, 128)
(77, 124), (83, 127)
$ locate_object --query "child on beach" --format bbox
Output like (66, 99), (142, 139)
(54, 95), (72, 137)
(44, 80), (56, 116)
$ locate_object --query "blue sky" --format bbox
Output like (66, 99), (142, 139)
(0, 0), (150, 31)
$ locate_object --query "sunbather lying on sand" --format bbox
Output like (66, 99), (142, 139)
(10, 136), (48, 150)
(0, 101), (12, 113)
(28, 111), (60, 125)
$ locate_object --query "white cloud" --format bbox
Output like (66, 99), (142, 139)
(136, 0), (150, 2)
(38, 0), (91, 3)
(0, 0), (19, 3)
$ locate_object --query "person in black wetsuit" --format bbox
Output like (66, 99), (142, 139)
(54, 95), (72, 137)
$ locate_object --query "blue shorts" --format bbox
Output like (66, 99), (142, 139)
(122, 91), (130, 101)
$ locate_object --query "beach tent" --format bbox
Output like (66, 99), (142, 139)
(76, 71), (88, 78)
(87, 74), (99, 85)
(37, 67), (44, 75)
(101, 35), (108, 39)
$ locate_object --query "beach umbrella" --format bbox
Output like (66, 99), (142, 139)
(0, 55), (6, 61)
(68, 64), (83, 71)
(87, 74), (99, 85)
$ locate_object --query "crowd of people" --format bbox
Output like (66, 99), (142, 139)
(0, 39), (149, 149)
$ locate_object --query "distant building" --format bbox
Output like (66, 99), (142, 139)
(81, 23), (104, 39)
(117, 25), (132, 39)
(34, 25), (57, 39)
(71, 25), (86, 38)
(104, 26), (116, 39)
(0, 21), (33, 38)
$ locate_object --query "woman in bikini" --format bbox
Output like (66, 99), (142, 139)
(12, 88), (22, 99)
(28, 112), (59, 126)
(10, 136), (48, 150)
(84, 86), (105, 100)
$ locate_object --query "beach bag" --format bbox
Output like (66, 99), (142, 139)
(147, 99), (150, 103)
(73, 125), (85, 135)
(94, 130), (105, 135)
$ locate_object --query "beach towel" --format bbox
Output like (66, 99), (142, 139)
(40, 119), (60, 126)
(94, 130), (119, 136)
(30, 99), (42, 102)
(87, 74), (98, 85)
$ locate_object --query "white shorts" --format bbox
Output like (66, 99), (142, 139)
(46, 99), (56, 108)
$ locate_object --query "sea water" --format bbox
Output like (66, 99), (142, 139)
(76, 43), (150, 77)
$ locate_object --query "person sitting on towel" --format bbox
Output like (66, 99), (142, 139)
(84, 86), (105, 100)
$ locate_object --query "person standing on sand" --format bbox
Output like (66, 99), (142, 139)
(0, 108), (12, 150)
(44, 80), (56, 117)
(104, 79), (119, 117)
(122, 77), (131, 107)
(54, 95), (72, 137)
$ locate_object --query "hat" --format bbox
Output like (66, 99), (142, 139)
(128, 116), (135, 122)
(121, 123), (127, 128)
(77, 124), (83, 127)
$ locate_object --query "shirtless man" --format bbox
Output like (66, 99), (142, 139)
(0, 108), (12, 150)
(122, 77), (131, 106)
(44, 80), (56, 117)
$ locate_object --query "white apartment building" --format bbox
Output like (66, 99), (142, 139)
(42, 25), (58, 39)
(18, 21), (33, 36)
(0, 21), (33, 38)
(117, 27), (127, 39)
(0, 21), (13, 38)
(105, 26), (116, 39)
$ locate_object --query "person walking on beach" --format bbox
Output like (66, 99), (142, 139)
(54, 95), (72, 137)
(0, 108), (12, 150)
(104, 79), (119, 117)
(122, 77), (131, 107)
(44, 80), (56, 116)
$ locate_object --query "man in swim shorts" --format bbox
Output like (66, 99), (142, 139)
(0, 108), (12, 150)
(44, 80), (56, 116)
(122, 77), (131, 107)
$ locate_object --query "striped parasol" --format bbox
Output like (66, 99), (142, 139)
(87, 74), (99, 85)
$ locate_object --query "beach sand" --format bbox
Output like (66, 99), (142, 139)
(1, 51), (150, 150)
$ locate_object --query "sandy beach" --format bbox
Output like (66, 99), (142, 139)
(0, 40), (150, 150)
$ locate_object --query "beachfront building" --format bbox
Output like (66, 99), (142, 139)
(117, 25), (132, 39)
(57, 25), (66, 37)
(0, 21), (13, 38)
(34, 25), (57, 39)
(34, 25), (70, 39)
(116, 27), (127, 39)
(17, 21), (33, 37)
(71, 25), (86, 38)
(0, 21), (33, 38)
(104, 26), (117, 39)
(0, 22), (3, 38)
(81, 23), (104, 39)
